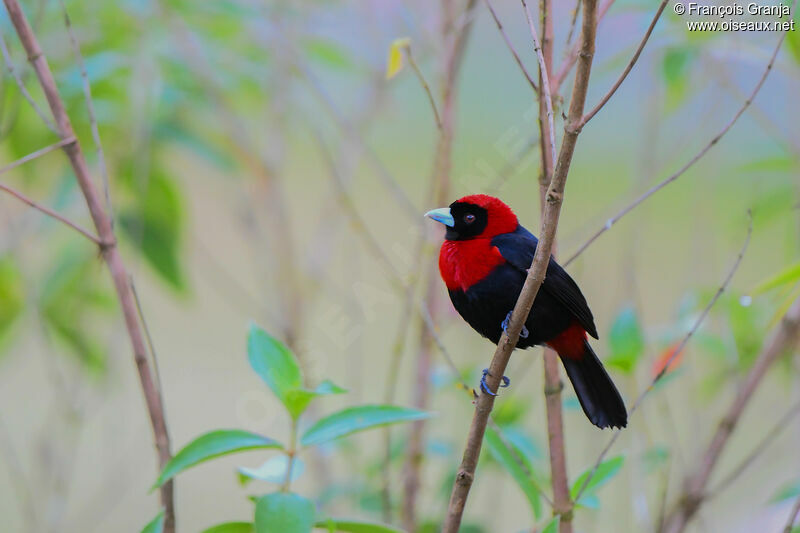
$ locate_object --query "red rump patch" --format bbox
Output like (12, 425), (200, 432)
(439, 240), (506, 291)
(546, 322), (587, 359)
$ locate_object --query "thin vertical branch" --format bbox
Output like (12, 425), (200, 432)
(521, 0), (555, 165)
(1, 1), (175, 530)
(57, 0), (113, 219)
(404, 46), (443, 132)
(481, 0), (539, 93)
(402, 2), (476, 529)
(442, 2), (599, 530)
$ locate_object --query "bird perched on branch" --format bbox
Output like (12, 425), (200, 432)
(425, 194), (627, 429)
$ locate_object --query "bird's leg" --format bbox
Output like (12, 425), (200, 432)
(501, 310), (529, 338)
(480, 368), (511, 396)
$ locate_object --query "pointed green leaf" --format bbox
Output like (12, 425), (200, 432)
(154, 429), (282, 488)
(787, 8), (800, 64)
(303, 38), (354, 70)
(771, 479), (800, 503)
(751, 262), (800, 296)
(606, 306), (645, 373)
(247, 324), (302, 408)
(140, 510), (165, 533)
(312, 519), (404, 533)
(570, 456), (625, 501)
(119, 170), (186, 291)
(201, 523), (254, 533)
(254, 492), (314, 533)
(484, 426), (542, 518)
(301, 405), (430, 448)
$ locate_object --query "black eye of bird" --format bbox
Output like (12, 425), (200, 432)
(464, 214), (475, 224)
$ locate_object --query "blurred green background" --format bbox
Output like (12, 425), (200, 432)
(0, 0), (799, 531)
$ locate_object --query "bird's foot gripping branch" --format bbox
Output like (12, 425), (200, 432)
(425, 195), (627, 429)
(143, 324), (426, 533)
(480, 368), (511, 396)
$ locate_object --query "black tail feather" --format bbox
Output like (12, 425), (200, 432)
(559, 341), (627, 429)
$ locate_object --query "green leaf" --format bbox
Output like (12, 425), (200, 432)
(787, 8), (800, 64)
(119, 170), (186, 291)
(248, 324), (302, 405)
(662, 46), (694, 110)
(751, 262), (800, 296)
(140, 510), (165, 533)
(301, 405), (430, 448)
(726, 295), (762, 369)
(570, 456), (625, 501)
(738, 155), (796, 174)
(154, 429), (282, 488)
(238, 455), (305, 485)
(254, 492), (315, 533)
(541, 516), (559, 533)
(313, 519), (404, 533)
(606, 306), (645, 373)
(303, 38), (354, 70)
(247, 324), (346, 419)
(0, 257), (24, 348)
(201, 523), (254, 533)
(484, 426), (542, 518)
(40, 249), (112, 374)
(285, 380), (347, 420)
(771, 479), (800, 503)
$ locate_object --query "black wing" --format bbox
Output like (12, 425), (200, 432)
(491, 225), (599, 339)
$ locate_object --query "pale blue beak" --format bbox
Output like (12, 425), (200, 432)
(425, 207), (455, 227)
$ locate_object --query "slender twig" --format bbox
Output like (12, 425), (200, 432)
(0, 25), (57, 133)
(403, 46), (443, 131)
(579, 0), (668, 127)
(521, 0), (555, 165)
(563, 0), (581, 52)
(0, 137), (75, 175)
(481, 0), (539, 93)
(130, 278), (167, 419)
(0, 180), (100, 245)
(58, 0), (113, 219)
(531, 0), (573, 530)
(574, 214), (752, 504)
(783, 494), (800, 533)
(706, 400), (800, 499)
(551, 0), (614, 92)
(442, 2), (599, 530)
(1, 2), (175, 530)
(402, 2), (477, 527)
(563, 18), (791, 268)
(663, 295), (800, 533)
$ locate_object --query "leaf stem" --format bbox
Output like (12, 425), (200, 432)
(283, 417), (298, 493)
